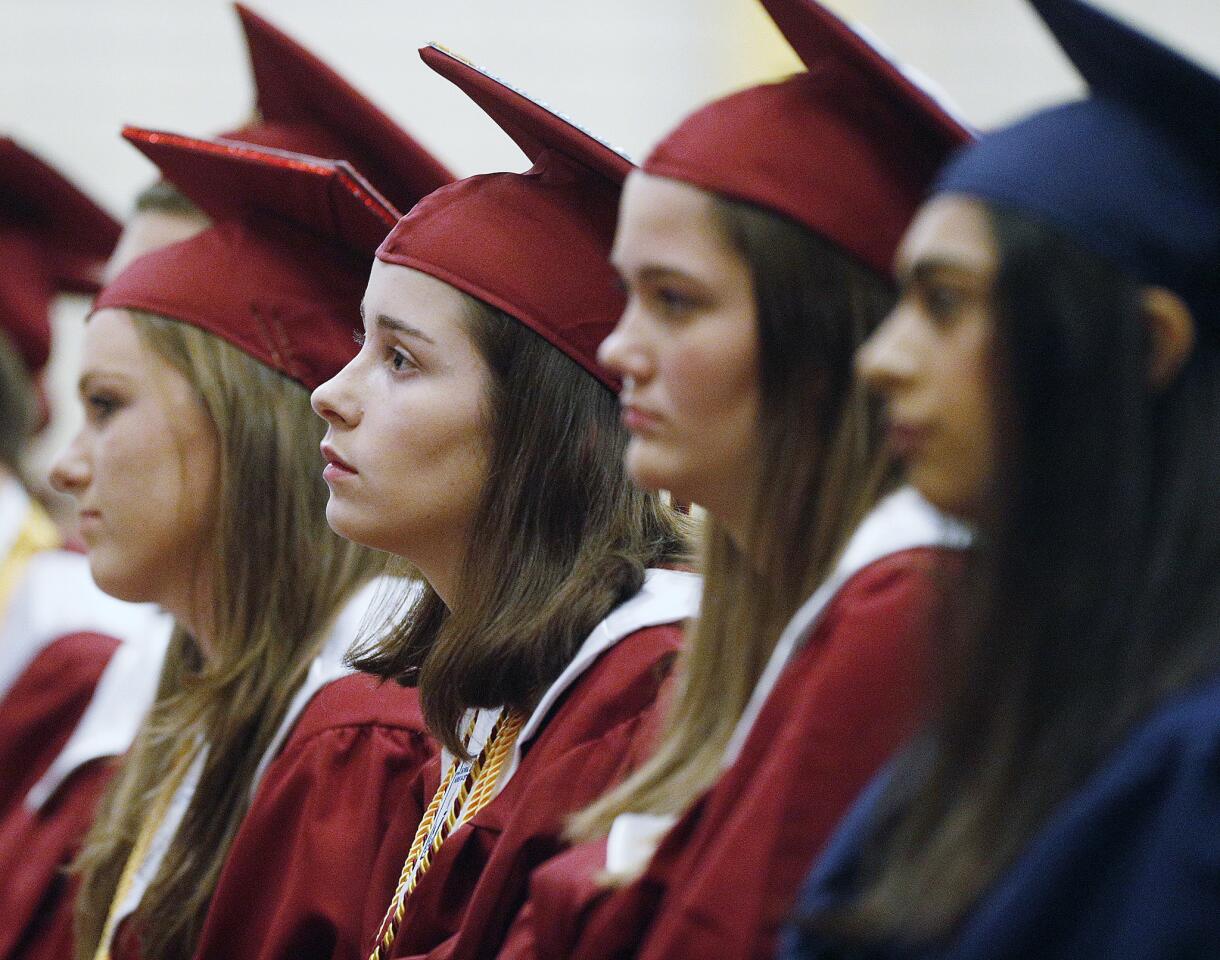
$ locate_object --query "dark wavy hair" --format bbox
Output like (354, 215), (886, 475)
(351, 293), (691, 756)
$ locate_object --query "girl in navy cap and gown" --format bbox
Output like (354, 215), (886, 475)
(490, 3), (972, 959)
(43, 132), (440, 960)
(309, 44), (698, 960)
(784, 1), (1220, 957)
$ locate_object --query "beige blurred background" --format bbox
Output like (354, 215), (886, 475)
(3, 0), (1219, 484)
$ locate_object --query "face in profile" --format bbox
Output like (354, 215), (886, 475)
(51, 309), (219, 620)
(856, 193), (998, 520)
(311, 260), (491, 590)
(599, 171), (761, 534)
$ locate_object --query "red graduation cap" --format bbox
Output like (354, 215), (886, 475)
(0, 138), (120, 373)
(375, 45), (632, 392)
(95, 128), (400, 390)
(643, 0), (973, 276)
(221, 4), (453, 214)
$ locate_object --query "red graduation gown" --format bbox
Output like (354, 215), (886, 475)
(509, 546), (959, 960)
(0, 631), (119, 824)
(185, 673), (434, 960)
(0, 756), (113, 960)
(379, 621), (683, 960)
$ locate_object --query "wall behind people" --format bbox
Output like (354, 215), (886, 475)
(2, 0), (1218, 489)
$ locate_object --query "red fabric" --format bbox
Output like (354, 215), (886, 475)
(642, 0), (971, 276)
(0, 632), (119, 824)
(96, 131), (402, 391)
(0, 759), (113, 960)
(0, 137), (119, 372)
(225, 4), (454, 215)
(512, 547), (959, 960)
(376, 46), (631, 392)
(185, 673), (433, 960)
(375, 622), (682, 960)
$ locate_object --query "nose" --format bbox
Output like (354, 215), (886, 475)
(49, 430), (91, 497)
(598, 302), (654, 387)
(856, 304), (920, 398)
(311, 358), (362, 428)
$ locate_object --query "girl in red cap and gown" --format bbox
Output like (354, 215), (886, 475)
(43, 131), (440, 960)
(0, 139), (164, 822)
(1, 10), (455, 960)
(309, 44), (698, 960)
(0, 140), (172, 960)
(494, 2), (975, 959)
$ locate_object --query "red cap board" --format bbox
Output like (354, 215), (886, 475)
(95, 129), (399, 390)
(216, 4), (454, 215)
(0, 138), (120, 374)
(375, 44), (631, 392)
(643, 0), (973, 276)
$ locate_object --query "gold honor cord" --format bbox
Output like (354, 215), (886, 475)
(92, 743), (200, 960)
(368, 710), (525, 960)
(0, 501), (60, 620)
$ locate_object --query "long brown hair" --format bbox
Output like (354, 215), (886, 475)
(808, 207), (1220, 943)
(351, 293), (692, 757)
(74, 313), (381, 960)
(571, 195), (896, 838)
(0, 334), (35, 475)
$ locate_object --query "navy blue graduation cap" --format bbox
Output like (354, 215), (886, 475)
(936, 0), (1220, 327)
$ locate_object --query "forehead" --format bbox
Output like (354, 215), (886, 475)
(364, 259), (470, 321)
(613, 171), (733, 269)
(82, 308), (148, 366)
(895, 193), (997, 276)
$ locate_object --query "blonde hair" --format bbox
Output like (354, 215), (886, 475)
(571, 197), (895, 843)
(74, 313), (381, 960)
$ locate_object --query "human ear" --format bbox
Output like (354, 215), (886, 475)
(1142, 287), (1195, 391)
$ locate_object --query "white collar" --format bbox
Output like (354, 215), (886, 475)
(0, 550), (168, 703)
(107, 574), (419, 940)
(250, 575), (420, 792)
(26, 610), (174, 810)
(720, 487), (972, 769)
(441, 568), (702, 791)
(0, 478), (31, 564)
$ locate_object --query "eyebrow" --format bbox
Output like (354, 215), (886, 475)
(898, 257), (990, 288)
(617, 263), (707, 287)
(358, 303), (436, 345)
(77, 370), (133, 394)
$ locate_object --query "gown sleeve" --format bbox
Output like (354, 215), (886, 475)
(189, 673), (435, 960)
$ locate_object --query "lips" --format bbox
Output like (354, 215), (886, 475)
(320, 442), (358, 479)
(620, 403), (662, 434)
(77, 509), (102, 535)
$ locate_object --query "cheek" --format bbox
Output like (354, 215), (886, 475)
(94, 411), (214, 576)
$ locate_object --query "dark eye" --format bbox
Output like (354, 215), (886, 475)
(921, 284), (969, 325)
(653, 286), (700, 318)
(386, 347), (415, 375)
(86, 394), (121, 423)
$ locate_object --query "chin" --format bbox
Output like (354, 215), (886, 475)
(325, 499), (406, 556)
(87, 555), (156, 605)
(623, 441), (680, 495)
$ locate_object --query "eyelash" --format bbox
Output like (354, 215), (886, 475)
(353, 330), (416, 376)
